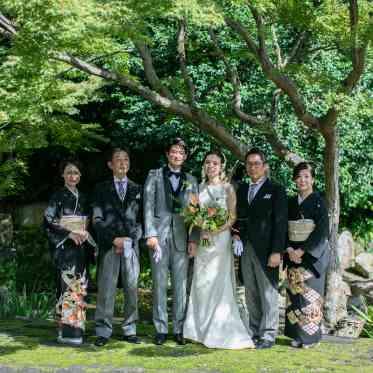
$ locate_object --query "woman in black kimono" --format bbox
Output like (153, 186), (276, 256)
(44, 159), (92, 345)
(284, 162), (330, 348)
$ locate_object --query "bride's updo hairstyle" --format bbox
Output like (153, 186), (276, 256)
(201, 150), (228, 183)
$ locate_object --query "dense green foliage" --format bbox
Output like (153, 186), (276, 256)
(0, 285), (54, 320)
(13, 226), (54, 292)
(0, 1), (371, 239)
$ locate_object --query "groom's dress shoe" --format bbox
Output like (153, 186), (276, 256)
(123, 335), (141, 344)
(174, 333), (186, 345)
(256, 340), (275, 349)
(154, 333), (167, 345)
(94, 336), (108, 347)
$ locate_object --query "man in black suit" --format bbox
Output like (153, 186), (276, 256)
(233, 148), (287, 349)
(92, 148), (142, 346)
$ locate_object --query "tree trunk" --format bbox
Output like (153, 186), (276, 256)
(322, 126), (343, 330)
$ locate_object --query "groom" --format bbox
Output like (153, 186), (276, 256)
(143, 138), (198, 345)
(234, 148), (287, 349)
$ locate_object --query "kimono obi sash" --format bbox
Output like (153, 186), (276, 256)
(59, 215), (88, 232)
(288, 219), (315, 242)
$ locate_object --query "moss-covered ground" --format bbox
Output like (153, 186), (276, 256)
(1, 319), (373, 373)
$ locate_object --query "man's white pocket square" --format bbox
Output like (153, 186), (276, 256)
(263, 194), (272, 199)
(136, 193), (141, 199)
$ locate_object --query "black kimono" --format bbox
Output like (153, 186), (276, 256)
(284, 192), (330, 345)
(44, 187), (90, 298)
(44, 186), (95, 341)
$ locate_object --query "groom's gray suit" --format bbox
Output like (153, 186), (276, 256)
(144, 166), (198, 334)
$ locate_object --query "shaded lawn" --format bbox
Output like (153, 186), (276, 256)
(0, 320), (373, 373)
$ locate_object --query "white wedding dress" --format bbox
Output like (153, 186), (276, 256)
(183, 183), (254, 349)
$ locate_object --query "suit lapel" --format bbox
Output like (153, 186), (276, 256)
(110, 180), (126, 220)
(249, 178), (271, 209)
(239, 183), (250, 215)
(122, 179), (135, 208)
(162, 167), (173, 211)
(179, 171), (187, 192)
(178, 171), (188, 205)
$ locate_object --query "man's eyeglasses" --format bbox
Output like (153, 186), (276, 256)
(246, 161), (264, 168)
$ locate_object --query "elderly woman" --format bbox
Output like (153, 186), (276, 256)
(284, 162), (330, 349)
(44, 159), (94, 345)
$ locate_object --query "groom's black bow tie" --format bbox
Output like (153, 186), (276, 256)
(168, 170), (182, 178)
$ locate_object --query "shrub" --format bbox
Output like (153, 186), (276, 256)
(14, 226), (55, 293)
(0, 284), (54, 320)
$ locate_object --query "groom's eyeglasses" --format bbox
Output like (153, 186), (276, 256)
(169, 150), (186, 156)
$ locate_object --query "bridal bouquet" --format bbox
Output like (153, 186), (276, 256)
(182, 194), (229, 246)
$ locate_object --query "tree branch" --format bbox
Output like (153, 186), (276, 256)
(56, 50), (132, 78)
(0, 13), (16, 39)
(134, 40), (174, 99)
(344, 0), (367, 93)
(283, 31), (307, 67)
(225, 17), (259, 57)
(320, 0), (368, 130)
(271, 26), (283, 68)
(209, 29), (302, 166)
(227, 10), (320, 131)
(249, 5), (266, 53)
(177, 19), (196, 105)
(270, 88), (282, 126)
(1, 9), (303, 165)
(53, 52), (245, 158)
(0, 13), (244, 159)
(251, 6), (320, 129)
(209, 29), (263, 127)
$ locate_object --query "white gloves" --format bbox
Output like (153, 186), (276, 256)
(153, 244), (162, 263)
(233, 239), (244, 257)
(123, 238), (133, 258)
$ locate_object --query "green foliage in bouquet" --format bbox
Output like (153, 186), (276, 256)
(182, 193), (228, 246)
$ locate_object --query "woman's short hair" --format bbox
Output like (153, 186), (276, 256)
(165, 137), (188, 154)
(59, 158), (82, 175)
(244, 147), (267, 163)
(293, 161), (315, 180)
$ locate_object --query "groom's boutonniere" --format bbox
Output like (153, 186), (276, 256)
(263, 194), (272, 199)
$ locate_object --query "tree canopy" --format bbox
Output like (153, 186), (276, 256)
(0, 0), (371, 235)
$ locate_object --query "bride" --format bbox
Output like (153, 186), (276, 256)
(183, 151), (255, 349)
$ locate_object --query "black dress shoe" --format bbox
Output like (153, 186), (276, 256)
(174, 333), (186, 345)
(256, 340), (275, 349)
(123, 335), (141, 344)
(94, 336), (108, 347)
(154, 333), (167, 345)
